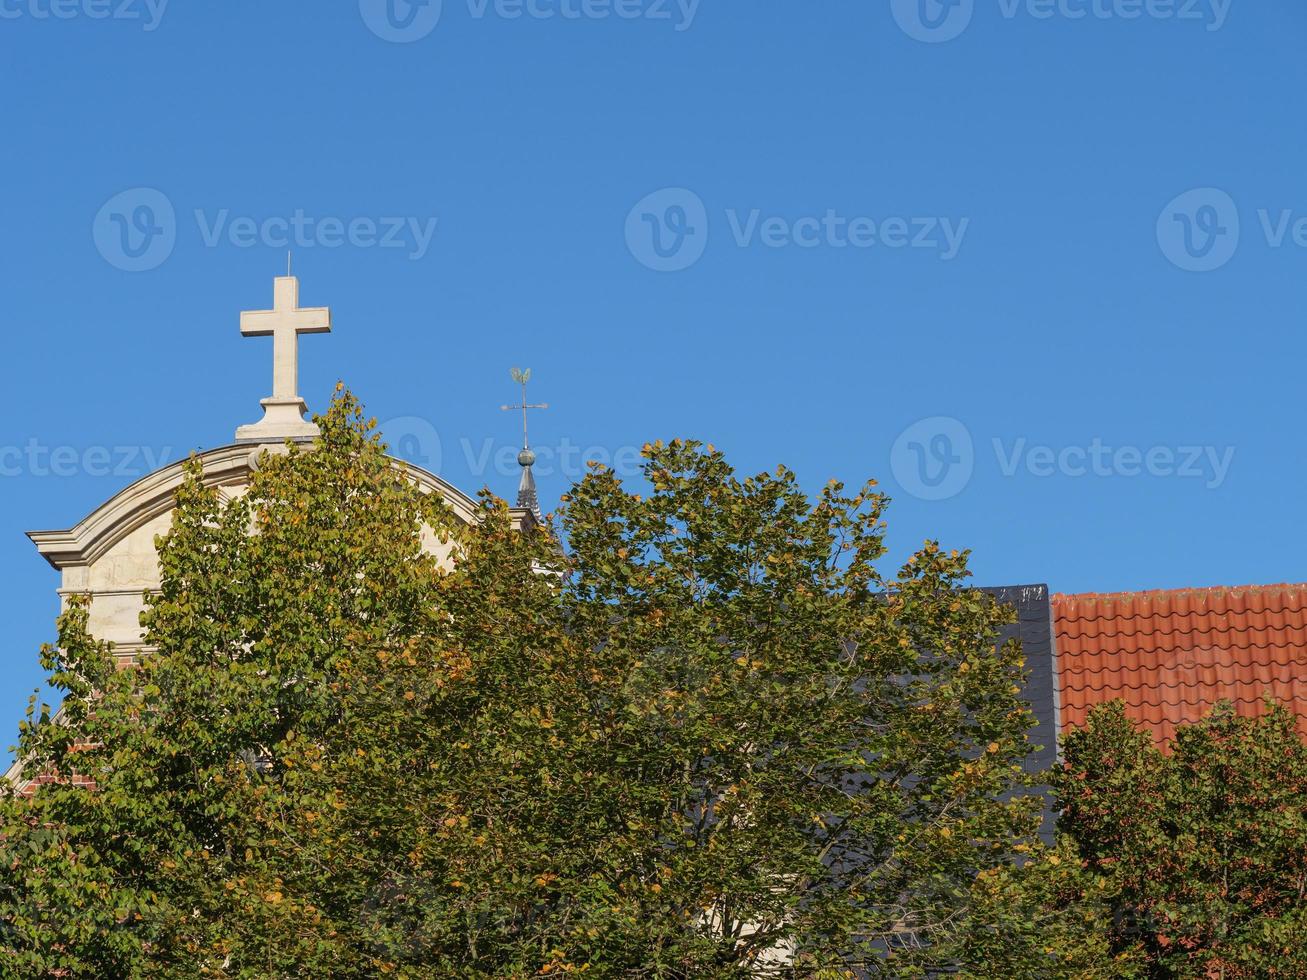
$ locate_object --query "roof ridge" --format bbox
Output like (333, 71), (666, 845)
(1053, 583), (1307, 603)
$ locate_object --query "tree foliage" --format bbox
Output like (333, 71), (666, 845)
(1048, 700), (1307, 978)
(0, 389), (1043, 977)
(949, 699), (1307, 979)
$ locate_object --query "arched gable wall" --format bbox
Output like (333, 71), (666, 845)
(27, 443), (493, 657)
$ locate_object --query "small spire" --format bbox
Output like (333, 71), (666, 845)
(516, 452), (541, 515)
(501, 367), (548, 518)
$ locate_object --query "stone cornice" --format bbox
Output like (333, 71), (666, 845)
(27, 443), (485, 570)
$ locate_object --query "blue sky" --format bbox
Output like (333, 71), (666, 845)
(1, 0), (1304, 730)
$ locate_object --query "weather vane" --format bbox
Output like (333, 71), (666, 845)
(501, 367), (548, 517)
(502, 367), (548, 453)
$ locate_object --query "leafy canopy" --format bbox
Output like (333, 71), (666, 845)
(1, 388), (1043, 977)
(1051, 700), (1307, 978)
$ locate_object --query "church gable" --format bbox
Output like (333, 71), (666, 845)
(24, 276), (504, 660)
(27, 443), (481, 656)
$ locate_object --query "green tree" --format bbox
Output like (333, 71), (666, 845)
(1052, 700), (1307, 978)
(954, 836), (1137, 979)
(1, 388), (1043, 977)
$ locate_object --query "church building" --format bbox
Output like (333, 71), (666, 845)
(5, 276), (539, 792)
(6, 277), (1305, 796)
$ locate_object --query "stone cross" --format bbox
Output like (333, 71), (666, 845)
(235, 276), (332, 443)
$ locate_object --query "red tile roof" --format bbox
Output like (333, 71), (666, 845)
(1052, 584), (1307, 745)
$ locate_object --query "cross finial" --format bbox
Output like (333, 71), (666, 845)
(235, 275), (332, 443)
(501, 367), (548, 515)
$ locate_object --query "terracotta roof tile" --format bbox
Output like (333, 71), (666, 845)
(1052, 584), (1307, 745)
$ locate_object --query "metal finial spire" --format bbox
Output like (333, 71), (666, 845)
(501, 367), (548, 516)
(503, 367), (547, 451)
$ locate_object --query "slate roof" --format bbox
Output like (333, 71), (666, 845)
(983, 585), (1059, 843)
(1052, 583), (1307, 745)
(984, 585), (1059, 776)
